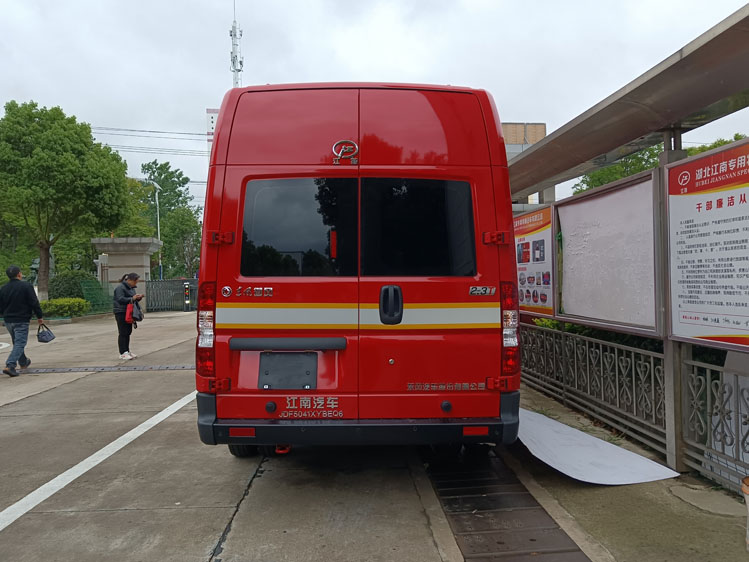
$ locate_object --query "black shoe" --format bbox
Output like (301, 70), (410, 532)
(3, 366), (19, 377)
(20, 359), (31, 369)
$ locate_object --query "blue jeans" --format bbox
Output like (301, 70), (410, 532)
(5, 322), (30, 368)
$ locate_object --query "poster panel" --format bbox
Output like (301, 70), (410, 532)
(668, 140), (749, 350)
(557, 177), (656, 329)
(514, 207), (554, 315)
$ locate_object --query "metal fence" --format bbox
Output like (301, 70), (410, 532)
(520, 321), (749, 493)
(79, 279), (197, 315)
(520, 322), (668, 456)
(144, 279), (198, 312)
(80, 280), (113, 315)
(682, 359), (749, 491)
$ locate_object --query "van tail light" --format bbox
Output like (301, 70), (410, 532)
(198, 282), (216, 348)
(499, 281), (521, 391)
(196, 282), (216, 391)
(197, 346), (215, 378)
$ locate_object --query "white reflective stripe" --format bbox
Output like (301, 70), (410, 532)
(216, 306), (357, 326)
(360, 306), (501, 327)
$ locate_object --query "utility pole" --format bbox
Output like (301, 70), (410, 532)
(229, 1), (243, 88)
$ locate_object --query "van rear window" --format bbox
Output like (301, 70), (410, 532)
(241, 178), (357, 277)
(361, 179), (476, 276)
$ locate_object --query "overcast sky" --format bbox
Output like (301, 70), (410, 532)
(2, 0), (748, 205)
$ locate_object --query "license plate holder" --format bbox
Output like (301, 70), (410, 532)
(258, 352), (318, 390)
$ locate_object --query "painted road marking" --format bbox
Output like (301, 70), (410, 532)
(0, 342), (9, 351)
(0, 390), (197, 532)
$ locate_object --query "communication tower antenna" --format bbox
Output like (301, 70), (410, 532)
(229, 1), (244, 87)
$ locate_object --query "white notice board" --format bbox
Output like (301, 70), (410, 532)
(557, 177), (656, 329)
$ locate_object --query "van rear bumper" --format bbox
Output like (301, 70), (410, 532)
(197, 391), (519, 446)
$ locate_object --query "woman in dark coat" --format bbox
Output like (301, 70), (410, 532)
(113, 273), (144, 360)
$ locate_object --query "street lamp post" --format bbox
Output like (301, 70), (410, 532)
(139, 178), (163, 280)
(153, 181), (162, 280)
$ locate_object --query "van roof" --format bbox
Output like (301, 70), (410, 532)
(228, 82), (487, 94)
(210, 83), (505, 167)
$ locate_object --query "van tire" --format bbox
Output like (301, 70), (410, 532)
(228, 444), (258, 458)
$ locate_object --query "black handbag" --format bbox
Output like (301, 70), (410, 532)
(37, 323), (55, 343)
(132, 301), (144, 322)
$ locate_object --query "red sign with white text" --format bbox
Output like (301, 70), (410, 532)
(668, 139), (749, 349)
(514, 207), (553, 315)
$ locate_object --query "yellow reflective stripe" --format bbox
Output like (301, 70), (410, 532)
(216, 323), (358, 330)
(216, 302), (357, 309)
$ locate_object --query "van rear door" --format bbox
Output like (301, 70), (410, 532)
(357, 88), (502, 419)
(213, 88), (361, 421)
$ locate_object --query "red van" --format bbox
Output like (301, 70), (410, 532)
(196, 83), (520, 456)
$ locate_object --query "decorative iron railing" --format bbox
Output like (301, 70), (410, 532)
(520, 322), (667, 455)
(682, 359), (749, 492)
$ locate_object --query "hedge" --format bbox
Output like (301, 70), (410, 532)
(40, 298), (91, 318)
(49, 271), (99, 300)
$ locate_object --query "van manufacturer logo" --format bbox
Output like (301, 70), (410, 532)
(222, 286), (274, 298)
(332, 140), (359, 165)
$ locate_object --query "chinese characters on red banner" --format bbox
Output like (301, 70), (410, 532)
(669, 141), (749, 348)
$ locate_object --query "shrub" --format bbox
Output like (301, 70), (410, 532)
(531, 317), (663, 353)
(48, 270), (99, 300)
(40, 298), (91, 318)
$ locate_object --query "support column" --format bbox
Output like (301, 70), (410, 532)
(664, 340), (688, 471)
(658, 143), (688, 471)
(91, 237), (163, 288)
(91, 237), (163, 313)
(539, 185), (556, 204)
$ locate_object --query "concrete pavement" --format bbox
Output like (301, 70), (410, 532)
(503, 385), (747, 562)
(2, 312), (746, 561)
(0, 312), (463, 562)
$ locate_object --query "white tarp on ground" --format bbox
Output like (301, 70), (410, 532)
(519, 408), (680, 485)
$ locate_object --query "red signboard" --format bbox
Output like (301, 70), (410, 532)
(668, 139), (749, 350)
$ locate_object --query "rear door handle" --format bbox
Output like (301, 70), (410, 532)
(379, 285), (403, 325)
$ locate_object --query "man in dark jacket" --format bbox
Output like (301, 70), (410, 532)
(0, 265), (44, 377)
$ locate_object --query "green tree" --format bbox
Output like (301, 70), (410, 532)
(161, 206), (202, 277)
(573, 144), (662, 194)
(0, 101), (128, 298)
(573, 133), (747, 194)
(52, 227), (99, 273)
(114, 178), (156, 237)
(53, 178), (154, 273)
(0, 216), (37, 272)
(686, 133), (746, 156)
(140, 160), (201, 279)
(140, 160), (193, 224)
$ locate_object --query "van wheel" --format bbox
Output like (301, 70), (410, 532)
(228, 444), (258, 458)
